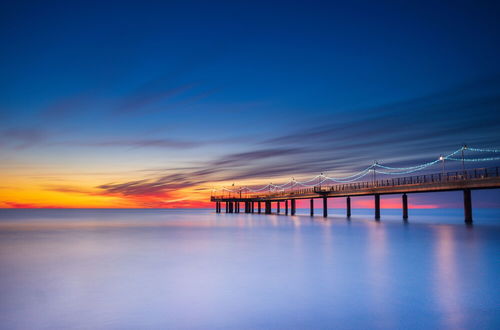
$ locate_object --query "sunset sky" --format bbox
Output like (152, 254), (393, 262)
(1, 1), (500, 208)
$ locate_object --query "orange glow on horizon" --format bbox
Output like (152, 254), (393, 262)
(0, 171), (486, 209)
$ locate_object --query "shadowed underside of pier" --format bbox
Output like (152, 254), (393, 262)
(211, 167), (500, 223)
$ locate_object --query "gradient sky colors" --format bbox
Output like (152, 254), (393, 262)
(1, 1), (500, 208)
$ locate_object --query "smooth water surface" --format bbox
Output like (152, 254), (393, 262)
(0, 209), (499, 329)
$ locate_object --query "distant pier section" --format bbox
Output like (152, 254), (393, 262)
(211, 167), (500, 223)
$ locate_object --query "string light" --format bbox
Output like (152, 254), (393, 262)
(466, 147), (500, 153)
(447, 157), (500, 162)
(370, 148), (463, 175)
(213, 146), (500, 193)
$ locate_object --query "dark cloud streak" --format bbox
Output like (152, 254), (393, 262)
(97, 75), (500, 196)
(70, 138), (201, 149)
(0, 128), (49, 149)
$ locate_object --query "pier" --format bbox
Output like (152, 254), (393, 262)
(211, 167), (500, 223)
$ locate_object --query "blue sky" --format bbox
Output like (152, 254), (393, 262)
(1, 0), (500, 207)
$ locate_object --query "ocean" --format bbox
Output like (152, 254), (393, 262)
(0, 208), (499, 329)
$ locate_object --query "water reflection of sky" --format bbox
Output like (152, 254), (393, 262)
(0, 209), (499, 329)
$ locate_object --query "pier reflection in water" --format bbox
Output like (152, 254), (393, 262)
(0, 209), (499, 329)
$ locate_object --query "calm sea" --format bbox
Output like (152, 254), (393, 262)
(0, 208), (499, 329)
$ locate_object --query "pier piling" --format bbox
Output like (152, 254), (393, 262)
(375, 194), (380, 220)
(323, 197), (328, 218)
(346, 197), (351, 218)
(402, 194), (408, 220)
(265, 201), (271, 214)
(464, 189), (473, 223)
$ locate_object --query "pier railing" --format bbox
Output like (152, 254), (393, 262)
(212, 167), (500, 199)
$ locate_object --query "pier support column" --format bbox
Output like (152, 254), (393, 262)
(267, 201), (272, 214)
(252, 202), (255, 213)
(285, 200), (289, 215)
(375, 194), (380, 220)
(225, 202), (229, 213)
(463, 189), (473, 224)
(323, 197), (328, 218)
(310, 199), (314, 216)
(346, 197), (351, 218)
(291, 199), (296, 215)
(277, 202), (280, 214)
(258, 201), (261, 214)
(402, 194), (408, 220)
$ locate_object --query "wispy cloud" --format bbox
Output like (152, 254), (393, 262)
(115, 83), (197, 114)
(65, 138), (202, 149)
(0, 128), (49, 149)
(38, 92), (94, 119)
(213, 148), (305, 166)
(96, 75), (500, 201)
(97, 169), (214, 196)
(43, 185), (101, 195)
(262, 75), (500, 168)
(112, 60), (222, 115)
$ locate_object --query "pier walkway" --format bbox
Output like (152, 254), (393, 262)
(211, 167), (500, 223)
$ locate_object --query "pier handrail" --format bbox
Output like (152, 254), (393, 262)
(212, 167), (499, 199)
